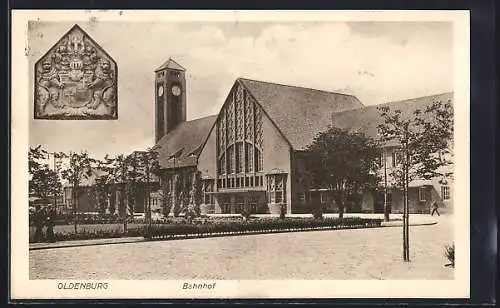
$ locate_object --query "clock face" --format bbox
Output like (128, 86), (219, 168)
(157, 85), (164, 97)
(171, 85), (181, 96)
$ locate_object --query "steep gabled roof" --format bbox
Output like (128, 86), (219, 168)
(155, 58), (186, 72)
(330, 92), (454, 140)
(155, 115), (217, 169)
(239, 78), (364, 150)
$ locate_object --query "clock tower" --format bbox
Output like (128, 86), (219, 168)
(154, 58), (187, 143)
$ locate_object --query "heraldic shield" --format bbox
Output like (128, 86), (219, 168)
(34, 25), (118, 120)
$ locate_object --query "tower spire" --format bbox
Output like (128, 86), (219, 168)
(155, 58), (186, 72)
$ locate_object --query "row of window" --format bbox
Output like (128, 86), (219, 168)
(418, 186), (451, 202)
(217, 175), (264, 189)
(379, 150), (404, 168)
(383, 150), (447, 169)
(300, 186), (450, 205)
(220, 203), (267, 214)
(200, 180), (451, 206)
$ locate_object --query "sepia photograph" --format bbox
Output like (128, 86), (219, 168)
(11, 10), (470, 299)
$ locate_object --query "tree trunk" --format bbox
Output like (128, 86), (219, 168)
(404, 161), (410, 261)
(402, 149), (410, 262)
(123, 196), (128, 233)
(402, 181), (407, 261)
(383, 151), (390, 222)
(73, 184), (78, 233)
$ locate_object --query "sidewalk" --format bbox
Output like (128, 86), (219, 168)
(29, 236), (145, 251)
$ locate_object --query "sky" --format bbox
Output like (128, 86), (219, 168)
(28, 21), (453, 160)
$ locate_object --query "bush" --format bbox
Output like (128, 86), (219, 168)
(444, 242), (455, 267)
(52, 226), (145, 242)
(312, 206), (324, 220)
(29, 224), (146, 243)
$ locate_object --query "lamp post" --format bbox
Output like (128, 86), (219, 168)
(47, 152), (62, 215)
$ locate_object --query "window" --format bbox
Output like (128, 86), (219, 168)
(441, 186), (450, 200)
(392, 150), (402, 167)
(245, 145), (253, 172)
(299, 192), (306, 204)
(227, 146), (235, 174)
(267, 174), (287, 204)
(418, 187), (427, 202)
(380, 151), (388, 167)
(236, 143), (244, 173)
(222, 203), (231, 214)
(202, 180), (214, 205)
(255, 150), (263, 172)
(64, 187), (72, 200)
(275, 178), (284, 203)
(218, 153), (226, 175)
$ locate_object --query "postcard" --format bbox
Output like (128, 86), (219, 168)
(11, 9), (470, 299)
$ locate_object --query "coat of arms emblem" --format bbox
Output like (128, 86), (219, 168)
(34, 25), (118, 120)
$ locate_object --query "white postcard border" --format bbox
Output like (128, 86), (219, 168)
(11, 9), (470, 300)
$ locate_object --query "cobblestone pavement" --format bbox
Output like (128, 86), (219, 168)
(30, 215), (454, 280)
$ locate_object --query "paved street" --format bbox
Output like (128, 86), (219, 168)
(30, 215), (454, 280)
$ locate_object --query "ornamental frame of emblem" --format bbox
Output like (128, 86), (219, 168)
(34, 24), (118, 120)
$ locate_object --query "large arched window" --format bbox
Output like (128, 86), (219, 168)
(217, 141), (262, 176)
(216, 82), (264, 180)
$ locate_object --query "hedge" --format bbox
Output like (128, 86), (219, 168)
(144, 217), (382, 240)
(29, 217), (383, 243)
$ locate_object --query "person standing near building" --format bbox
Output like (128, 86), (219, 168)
(430, 201), (440, 216)
(33, 204), (45, 242)
(45, 206), (56, 243)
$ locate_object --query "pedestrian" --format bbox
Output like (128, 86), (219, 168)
(279, 204), (286, 220)
(33, 204), (44, 242)
(430, 201), (440, 216)
(45, 207), (56, 243)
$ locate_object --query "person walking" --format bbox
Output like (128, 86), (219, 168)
(430, 201), (440, 216)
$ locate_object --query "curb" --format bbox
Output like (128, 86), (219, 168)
(29, 238), (146, 251)
(381, 221), (438, 227)
(29, 221), (438, 250)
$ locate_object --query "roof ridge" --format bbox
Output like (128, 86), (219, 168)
(160, 114), (217, 137)
(386, 91), (454, 104)
(332, 91), (454, 116)
(184, 114), (218, 123)
(237, 77), (359, 99)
